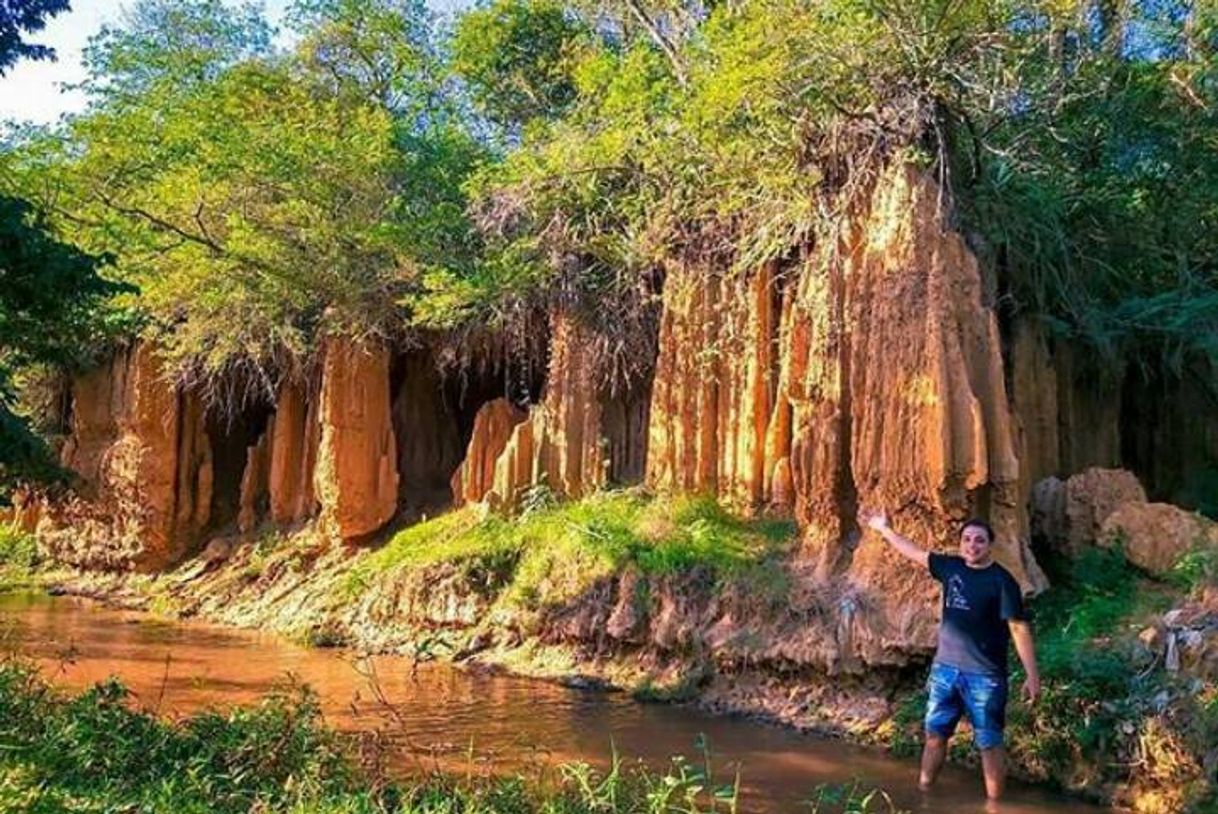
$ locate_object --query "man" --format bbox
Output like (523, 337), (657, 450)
(866, 511), (1041, 800)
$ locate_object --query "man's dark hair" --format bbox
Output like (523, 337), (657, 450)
(960, 518), (994, 542)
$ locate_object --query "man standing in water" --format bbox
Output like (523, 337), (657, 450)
(866, 512), (1041, 800)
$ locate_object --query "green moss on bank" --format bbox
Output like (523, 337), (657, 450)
(347, 490), (797, 608)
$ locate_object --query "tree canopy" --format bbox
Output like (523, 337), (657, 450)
(2, 0), (1216, 399)
(1, 0), (131, 495)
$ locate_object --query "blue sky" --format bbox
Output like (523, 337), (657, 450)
(0, 0), (465, 125)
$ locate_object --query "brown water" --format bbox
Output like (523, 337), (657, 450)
(0, 592), (1101, 813)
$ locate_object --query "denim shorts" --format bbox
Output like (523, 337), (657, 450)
(924, 662), (1008, 750)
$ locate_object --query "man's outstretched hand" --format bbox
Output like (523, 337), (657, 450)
(866, 511), (890, 533)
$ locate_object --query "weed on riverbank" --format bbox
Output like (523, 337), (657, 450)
(0, 527), (41, 592)
(0, 660), (905, 813)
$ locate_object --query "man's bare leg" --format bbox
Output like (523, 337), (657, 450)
(919, 735), (948, 790)
(980, 746), (1005, 799)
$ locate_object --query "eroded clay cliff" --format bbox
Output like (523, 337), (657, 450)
(42, 342), (212, 571)
(313, 337), (399, 541)
(487, 313), (648, 509)
(451, 398), (527, 507)
(643, 165), (1046, 665)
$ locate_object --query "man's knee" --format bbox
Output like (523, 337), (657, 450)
(974, 728), (1005, 751)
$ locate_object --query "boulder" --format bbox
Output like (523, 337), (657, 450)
(1100, 501), (1218, 576)
(1064, 467), (1147, 555)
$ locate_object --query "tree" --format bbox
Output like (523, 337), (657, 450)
(1, 0), (132, 496)
(452, 0), (589, 132)
(79, 0), (272, 105)
(0, 0), (68, 75)
(0, 196), (131, 493)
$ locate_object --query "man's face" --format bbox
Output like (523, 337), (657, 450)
(959, 525), (993, 567)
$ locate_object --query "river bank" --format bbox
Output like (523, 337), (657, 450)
(0, 590), (1102, 814)
(7, 491), (1215, 812)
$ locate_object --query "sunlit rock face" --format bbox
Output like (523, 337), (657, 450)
(313, 337), (399, 542)
(451, 398), (527, 507)
(44, 342), (212, 571)
(486, 312), (651, 510)
(797, 165), (1044, 663)
(646, 260), (785, 512)
(638, 165), (1045, 664)
(267, 377), (320, 527)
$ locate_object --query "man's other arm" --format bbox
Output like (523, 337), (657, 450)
(1009, 620), (1041, 703)
(865, 511), (930, 568)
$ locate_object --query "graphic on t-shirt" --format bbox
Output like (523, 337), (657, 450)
(945, 574), (971, 611)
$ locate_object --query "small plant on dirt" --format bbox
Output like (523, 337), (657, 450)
(804, 780), (906, 813)
(304, 622), (349, 649)
(0, 527), (41, 592)
(519, 481), (557, 517)
(0, 527), (39, 569)
(1170, 544), (1218, 593)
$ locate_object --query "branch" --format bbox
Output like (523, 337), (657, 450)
(622, 0), (688, 88)
(94, 190), (280, 275)
(95, 190), (226, 255)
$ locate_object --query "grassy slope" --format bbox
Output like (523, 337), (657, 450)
(346, 489), (798, 612)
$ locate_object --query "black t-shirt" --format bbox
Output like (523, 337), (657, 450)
(928, 553), (1026, 676)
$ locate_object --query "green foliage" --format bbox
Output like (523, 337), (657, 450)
(0, 195), (132, 493)
(0, 0), (69, 75)
(1003, 548), (1184, 786)
(0, 660), (359, 813)
(452, 0), (589, 131)
(0, 660), (907, 812)
(6, 0), (485, 393)
(1171, 545), (1218, 593)
(348, 491), (796, 609)
(7, 0), (1216, 401)
(79, 0), (273, 104)
(804, 780), (903, 814)
(0, 527), (38, 569)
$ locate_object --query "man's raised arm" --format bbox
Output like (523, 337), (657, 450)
(866, 511), (930, 568)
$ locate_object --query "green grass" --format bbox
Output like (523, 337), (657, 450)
(346, 490), (798, 609)
(0, 526), (41, 592)
(0, 659), (904, 813)
(1001, 547), (1213, 803)
(1170, 545), (1218, 594)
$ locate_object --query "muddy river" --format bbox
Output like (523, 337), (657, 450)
(0, 592), (1103, 813)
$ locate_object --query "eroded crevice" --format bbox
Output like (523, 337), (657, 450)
(206, 399), (273, 533)
(394, 340), (547, 518)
